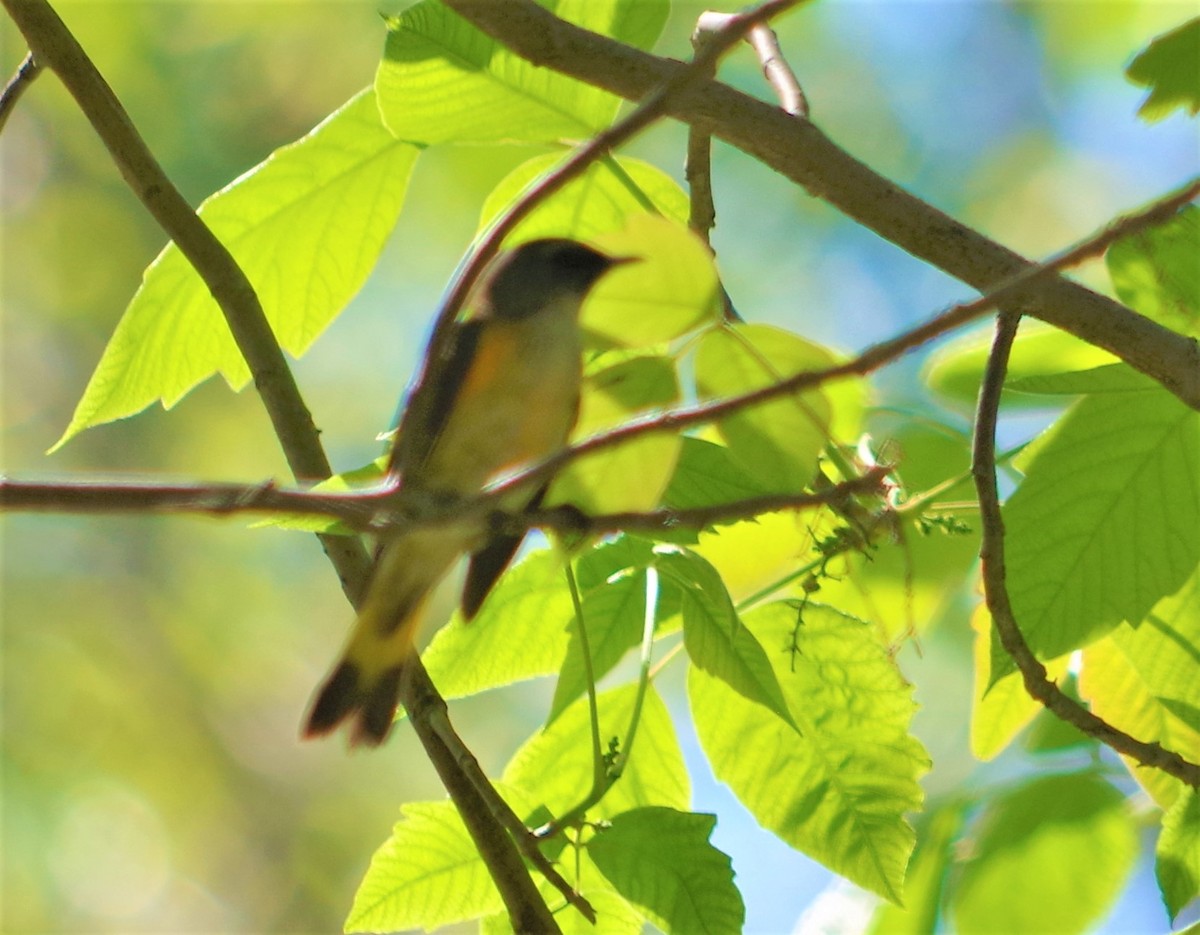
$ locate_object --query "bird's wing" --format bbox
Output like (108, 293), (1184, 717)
(389, 319), (482, 483)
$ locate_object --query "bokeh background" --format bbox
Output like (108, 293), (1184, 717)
(2, 1), (1197, 932)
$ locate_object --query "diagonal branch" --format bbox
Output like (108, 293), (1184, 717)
(441, 0), (1200, 411)
(972, 312), (1200, 788)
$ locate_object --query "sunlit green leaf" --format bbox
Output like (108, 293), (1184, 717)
(346, 793), (530, 932)
(589, 808), (744, 935)
(662, 438), (777, 512)
(56, 91), (417, 447)
(694, 324), (834, 493)
(657, 549), (795, 729)
(479, 154), (690, 243)
(1158, 788), (1200, 921)
(548, 353), (682, 514)
(503, 683), (689, 821)
(1001, 376), (1200, 664)
(1126, 18), (1200, 121)
(1081, 571), (1200, 809)
(689, 602), (928, 902)
(253, 456), (388, 533)
(481, 854), (643, 935)
(970, 604), (1071, 761)
(866, 803), (966, 935)
(377, 0), (668, 144)
(922, 321), (1118, 407)
(420, 548), (572, 699)
(949, 773), (1137, 935)
(549, 563), (648, 724)
(1107, 203), (1199, 337)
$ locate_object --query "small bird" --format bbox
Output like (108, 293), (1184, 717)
(304, 239), (630, 746)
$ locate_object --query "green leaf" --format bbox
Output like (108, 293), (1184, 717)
(420, 548), (573, 700)
(662, 438), (778, 512)
(1007, 361), (1169, 395)
(586, 215), (723, 347)
(503, 682), (690, 821)
(1081, 570), (1200, 809)
(866, 803), (967, 935)
(1126, 18), (1200, 121)
(481, 854), (644, 935)
(656, 548), (796, 729)
(971, 604), (1071, 761)
(549, 563), (648, 724)
(548, 352), (682, 514)
(1001, 377), (1200, 663)
(346, 794), (530, 932)
(56, 90), (417, 448)
(688, 602), (928, 902)
(949, 773), (1137, 935)
(589, 808), (744, 935)
(1107, 203), (1199, 337)
(694, 324), (834, 493)
(377, 0), (668, 144)
(922, 321), (1118, 407)
(479, 154), (690, 243)
(1158, 788), (1200, 921)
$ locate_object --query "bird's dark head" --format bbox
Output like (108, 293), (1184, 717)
(485, 239), (635, 321)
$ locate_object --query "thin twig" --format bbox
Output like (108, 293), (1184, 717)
(0, 50), (42, 133)
(972, 313), (1200, 788)
(440, 0), (1200, 410)
(696, 10), (808, 116)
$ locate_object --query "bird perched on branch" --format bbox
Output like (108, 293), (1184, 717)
(304, 239), (631, 746)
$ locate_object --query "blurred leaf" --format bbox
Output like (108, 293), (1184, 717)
(1158, 788), (1200, 921)
(479, 154), (690, 243)
(1081, 570), (1200, 809)
(922, 321), (1118, 408)
(1007, 361), (1167, 395)
(971, 603), (1070, 761)
(949, 773), (1137, 935)
(502, 683), (690, 821)
(548, 353), (681, 514)
(688, 602), (928, 902)
(1107, 203), (1199, 337)
(692, 508), (819, 606)
(589, 807), (744, 935)
(1000, 377), (1200, 665)
(55, 91), (417, 448)
(1126, 18), (1200, 121)
(694, 324), (834, 493)
(587, 215), (723, 347)
(866, 802), (966, 935)
(377, 0), (668, 144)
(419, 548), (572, 700)
(657, 549), (795, 729)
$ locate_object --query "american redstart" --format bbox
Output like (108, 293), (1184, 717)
(304, 239), (632, 746)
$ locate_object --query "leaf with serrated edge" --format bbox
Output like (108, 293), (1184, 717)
(689, 602), (927, 902)
(56, 90), (416, 447)
(657, 548), (796, 729)
(1002, 377), (1200, 663)
(589, 808), (744, 935)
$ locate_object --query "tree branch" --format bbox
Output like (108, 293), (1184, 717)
(0, 49), (41, 132)
(972, 313), (1200, 788)
(1, 1), (561, 927)
(441, 0), (1200, 411)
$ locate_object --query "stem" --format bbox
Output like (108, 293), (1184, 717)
(565, 560), (605, 791)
